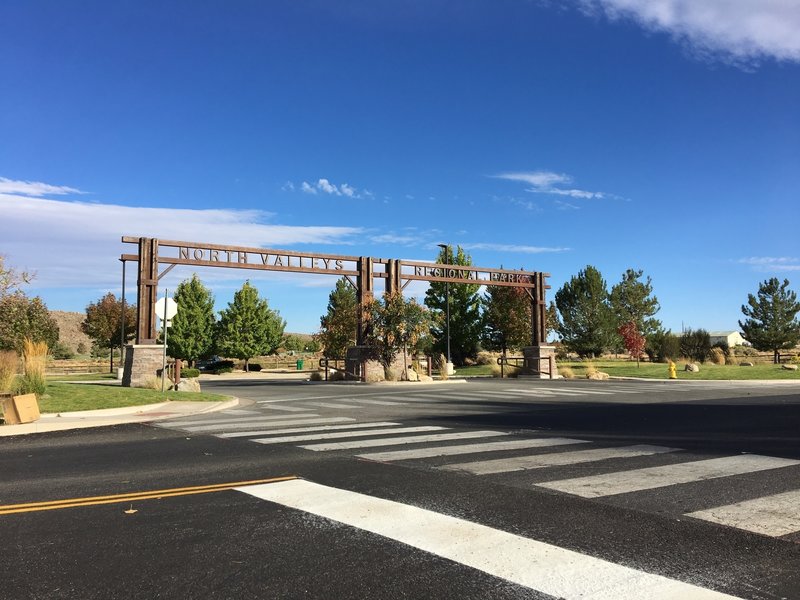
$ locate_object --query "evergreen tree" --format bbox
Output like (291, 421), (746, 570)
(739, 278), (800, 364)
(167, 274), (216, 367)
(609, 268), (662, 336)
(424, 245), (482, 366)
(81, 292), (135, 372)
(316, 277), (358, 359)
(554, 265), (614, 358)
(482, 284), (531, 356)
(216, 281), (285, 371)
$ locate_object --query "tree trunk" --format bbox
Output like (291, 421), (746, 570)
(774, 350), (780, 364)
(109, 343), (114, 374)
(244, 358), (249, 372)
(403, 344), (408, 381)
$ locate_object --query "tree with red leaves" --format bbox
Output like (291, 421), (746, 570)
(618, 321), (646, 367)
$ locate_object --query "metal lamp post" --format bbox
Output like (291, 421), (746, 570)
(437, 243), (451, 369)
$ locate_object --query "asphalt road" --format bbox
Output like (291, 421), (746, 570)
(2, 378), (800, 599)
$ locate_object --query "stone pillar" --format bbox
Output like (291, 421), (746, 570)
(122, 344), (166, 387)
(520, 345), (557, 379)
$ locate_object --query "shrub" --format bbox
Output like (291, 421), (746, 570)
(384, 367), (399, 382)
(792, 355), (800, 364)
(476, 351), (499, 366)
(181, 368), (200, 378)
(247, 363), (262, 372)
(709, 347), (726, 365)
(213, 367), (233, 375)
(725, 354), (739, 366)
(0, 351), (18, 393)
(585, 362), (598, 376)
(330, 370), (345, 381)
(732, 345), (758, 357)
(490, 363), (502, 378)
(646, 331), (681, 362)
(309, 371), (323, 381)
(76, 342), (88, 355)
(680, 328), (711, 363)
(51, 341), (75, 360)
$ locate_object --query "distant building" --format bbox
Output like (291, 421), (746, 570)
(709, 331), (748, 347)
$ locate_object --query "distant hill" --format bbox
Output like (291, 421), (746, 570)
(50, 311), (92, 353)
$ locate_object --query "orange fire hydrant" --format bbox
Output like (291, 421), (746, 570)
(668, 360), (677, 379)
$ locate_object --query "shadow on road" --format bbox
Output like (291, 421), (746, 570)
(424, 395), (800, 458)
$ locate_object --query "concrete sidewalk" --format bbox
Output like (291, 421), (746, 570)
(0, 397), (240, 437)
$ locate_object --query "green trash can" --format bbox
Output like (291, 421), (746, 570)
(296, 359), (304, 371)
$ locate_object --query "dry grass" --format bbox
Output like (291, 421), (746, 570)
(141, 375), (165, 390)
(558, 365), (576, 379)
(18, 339), (48, 397)
(434, 353), (449, 380)
(0, 350), (19, 392)
(709, 347), (726, 365)
(476, 351), (499, 366)
(585, 362), (598, 376)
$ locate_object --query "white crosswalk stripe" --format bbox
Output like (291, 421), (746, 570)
(255, 404), (310, 412)
(239, 479), (741, 600)
(252, 425), (446, 445)
(538, 455), (800, 498)
(441, 444), (678, 475)
(180, 416), (354, 432)
(686, 490), (800, 537)
(218, 421), (401, 438)
(302, 401), (361, 409)
(161, 413), (319, 428)
(300, 430), (508, 452)
(358, 437), (589, 462)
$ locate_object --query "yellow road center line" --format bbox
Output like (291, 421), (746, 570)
(0, 475), (298, 515)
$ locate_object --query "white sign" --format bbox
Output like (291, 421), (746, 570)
(154, 297), (178, 321)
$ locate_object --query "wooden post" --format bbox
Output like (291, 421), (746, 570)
(356, 256), (374, 346)
(135, 237), (159, 344)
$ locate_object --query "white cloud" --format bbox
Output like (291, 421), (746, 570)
(580, 0), (800, 65)
(738, 257), (800, 272)
(493, 171), (572, 188)
(493, 170), (613, 203)
(0, 193), (363, 290)
(281, 181), (295, 192)
(299, 178), (364, 198)
(369, 234), (419, 246)
(0, 176), (84, 197)
(458, 243), (571, 254)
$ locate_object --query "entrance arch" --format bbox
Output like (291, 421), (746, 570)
(120, 236), (552, 384)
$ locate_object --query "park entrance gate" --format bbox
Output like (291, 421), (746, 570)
(120, 236), (552, 385)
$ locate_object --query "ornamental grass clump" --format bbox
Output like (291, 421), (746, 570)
(18, 339), (48, 397)
(0, 350), (19, 392)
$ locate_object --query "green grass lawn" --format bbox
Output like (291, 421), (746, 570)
(37, 381), (229, 413)
(444, 360), (800, 380)
(558, 360), (800, 380)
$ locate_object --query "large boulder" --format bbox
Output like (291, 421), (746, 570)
(176, 378), (201, 393)
(740, 361), (754, 367)
(782, 364), (799, 371)
(684, 363), (700, 372)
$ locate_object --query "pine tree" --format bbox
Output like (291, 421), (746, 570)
(216, 281), (286, 371)
(739, 278), (800, 364)
(609, 268), (662, 336)
(424, 245), (482, 366)
(554, 265), (614, 358)
(316, 277), (358, 359)
(167, 274), (216, 367)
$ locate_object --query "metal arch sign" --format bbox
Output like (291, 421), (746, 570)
(121, 236), (550, 346)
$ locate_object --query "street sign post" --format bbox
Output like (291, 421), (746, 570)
(155, 292), (179, 392)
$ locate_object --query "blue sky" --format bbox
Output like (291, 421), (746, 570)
(1, 1), (799, 335)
